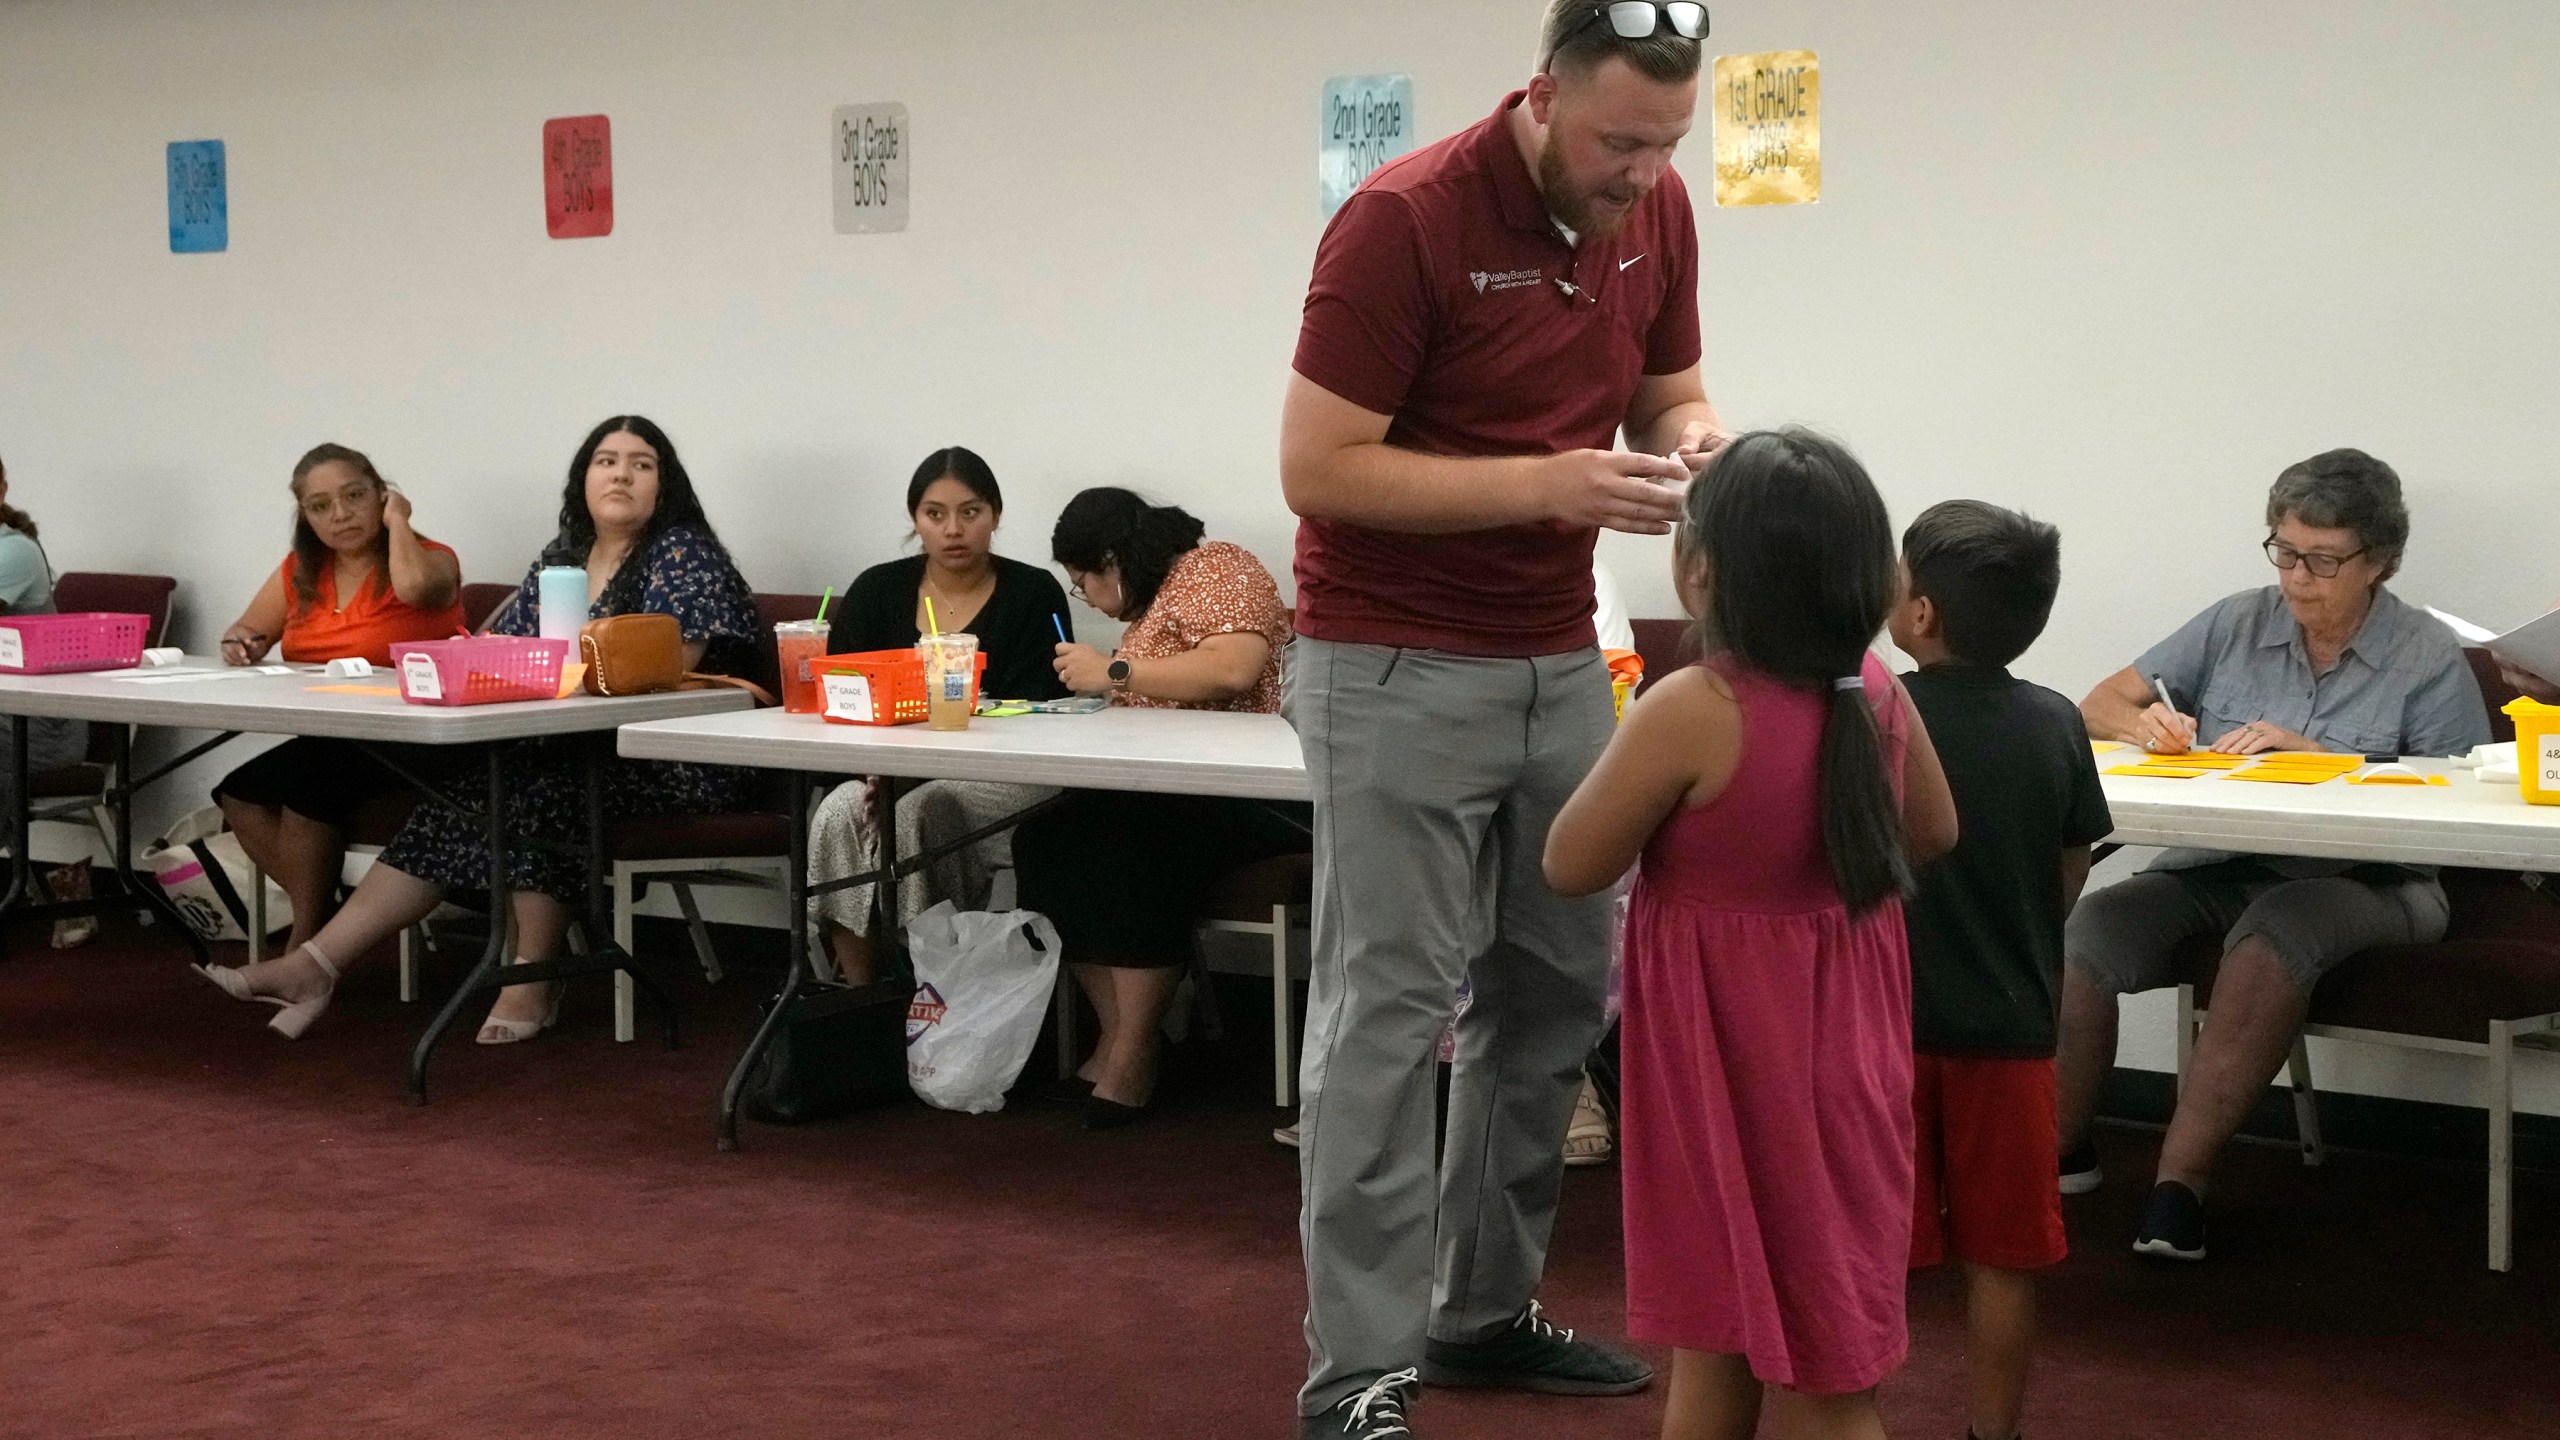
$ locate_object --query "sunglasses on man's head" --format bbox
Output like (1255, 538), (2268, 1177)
(1571, 1), (1710, 43)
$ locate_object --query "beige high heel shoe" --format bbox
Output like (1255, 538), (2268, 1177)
(475, 969), (565, 1046)
(196, 941), (339, 1040)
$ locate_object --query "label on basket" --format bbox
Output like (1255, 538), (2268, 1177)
(401, 652), (444, 701)
(2540, 734), (2560, 792)
(823, 671), (876, 723)
(0, 628), (20, 669)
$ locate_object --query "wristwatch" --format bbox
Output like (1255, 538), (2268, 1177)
(1106, 657), (1132, 691)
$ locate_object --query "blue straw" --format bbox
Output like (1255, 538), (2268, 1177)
(1052, 614), (1070, 644)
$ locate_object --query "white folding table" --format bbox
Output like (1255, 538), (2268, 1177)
(617, 706), (1309, 1145)
(0, 660), (751, 1099)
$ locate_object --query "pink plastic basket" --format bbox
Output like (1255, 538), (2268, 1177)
(0, 612), (150, 674)
(389, 637), (568, 707)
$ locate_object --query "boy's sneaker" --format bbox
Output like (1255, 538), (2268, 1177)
(2131, 1181), (2208, 1261)
(2058, 1142), (2103, 1196)
(1420, 1301), (1653, 1395)
(1299, 1369), (1418, 1438)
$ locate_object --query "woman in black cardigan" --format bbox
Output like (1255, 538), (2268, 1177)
(809, 448), (1072, 983)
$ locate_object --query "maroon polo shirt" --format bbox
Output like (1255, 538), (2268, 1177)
(1291, 89), (1702, 658)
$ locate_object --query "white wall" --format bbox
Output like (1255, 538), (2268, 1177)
(6, 0), (2559, 1113)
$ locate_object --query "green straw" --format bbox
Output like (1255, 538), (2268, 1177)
(813, 586), (833, 624)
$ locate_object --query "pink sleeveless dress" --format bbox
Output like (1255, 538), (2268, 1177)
(1619, 651), (1915, 1395)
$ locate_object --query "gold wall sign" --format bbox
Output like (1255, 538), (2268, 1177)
(1713, 50), (1820, 207)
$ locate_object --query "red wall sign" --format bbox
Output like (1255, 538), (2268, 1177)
(543, 114), (613, 239)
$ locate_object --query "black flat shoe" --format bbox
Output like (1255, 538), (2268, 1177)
(1080, 1095), (1150, 1131)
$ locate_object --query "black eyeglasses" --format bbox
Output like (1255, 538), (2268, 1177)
(2263, 536), (2370, 579)
(1569, 2), (1709, 44)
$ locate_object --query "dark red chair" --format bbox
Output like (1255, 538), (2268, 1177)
(601, 593), (825, 1039)
(1629, 617), (1695, 696)
(458, 582), (516, 632)
(30, 571), (178, 806)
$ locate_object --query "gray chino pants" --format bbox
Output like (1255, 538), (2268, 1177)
(1287, 637), (1617, 1415)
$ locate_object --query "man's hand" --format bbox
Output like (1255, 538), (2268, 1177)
(1670, 421), (1736, 477)
(1538, 449), (1690, 535)
(1054, 642), (1116, 695)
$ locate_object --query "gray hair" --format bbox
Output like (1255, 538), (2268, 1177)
(2265, 448), (2409, 582)
(1538, 1), (1705, 82)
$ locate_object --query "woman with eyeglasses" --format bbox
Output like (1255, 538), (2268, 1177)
(2061, 449), (2489, 1265)
(198, 417), (759, 1045)
(209, 444), (467, 958)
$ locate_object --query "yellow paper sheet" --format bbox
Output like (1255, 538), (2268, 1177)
(2345, 773), (2452, 787)
(2225, 768), (2339, 785)
(2107, 764), (2212, 780)
(2091, 741), (2126, 756)
(306, 684), (402, 696)
(556, 662), (588, 699)
(2247, 753), (2366, 770)
(2138, 753), (2250, 769)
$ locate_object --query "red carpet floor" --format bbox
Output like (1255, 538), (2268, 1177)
(5, 920), (2558, 1439)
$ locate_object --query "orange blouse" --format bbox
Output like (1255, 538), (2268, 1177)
(1114, 541), (1290, 714)
(276, 540), (468, 665)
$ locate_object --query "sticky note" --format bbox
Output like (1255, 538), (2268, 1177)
(2107, 764), (2213, 780)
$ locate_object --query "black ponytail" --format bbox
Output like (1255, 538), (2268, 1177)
(1050, 486), (1206, 619)
(1686, 428), (1910, 912)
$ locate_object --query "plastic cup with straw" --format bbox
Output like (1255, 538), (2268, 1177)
(775, 587), (834, 714)
(918, 596), (977, 730)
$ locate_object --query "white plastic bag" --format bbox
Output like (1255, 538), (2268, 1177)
(903, 901), (1061, 1113)
(142, 807), (291, 943)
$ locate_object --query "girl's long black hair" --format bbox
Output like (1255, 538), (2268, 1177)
(540, 415), (725, 616)
(1686, 428), (1910, 912)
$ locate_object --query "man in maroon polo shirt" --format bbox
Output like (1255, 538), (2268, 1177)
(1281, 5), (1727, 1436)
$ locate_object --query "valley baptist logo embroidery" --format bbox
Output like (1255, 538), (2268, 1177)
(1471, 271), (1489, 293)
(1471, 267), (1544, 295)
(905, 982), (948, 1046)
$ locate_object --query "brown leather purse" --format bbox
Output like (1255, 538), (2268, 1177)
(578, 614), (775, 705)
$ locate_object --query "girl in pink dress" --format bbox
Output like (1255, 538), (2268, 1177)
(1547, 430), (1957, 1440)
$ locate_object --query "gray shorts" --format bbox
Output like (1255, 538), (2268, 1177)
(2064, 861), (2451, 996)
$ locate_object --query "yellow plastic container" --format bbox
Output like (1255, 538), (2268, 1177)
(2504, 697), (2560, 805)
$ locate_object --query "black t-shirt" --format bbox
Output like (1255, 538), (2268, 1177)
(1903, 664), (2115, 1058)
(830, 554), (1072, 703)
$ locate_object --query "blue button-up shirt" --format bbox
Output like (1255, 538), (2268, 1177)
(2136, 584), (2492, 874)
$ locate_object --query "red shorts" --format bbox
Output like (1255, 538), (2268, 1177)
(1909, 1054), (2069, 1272)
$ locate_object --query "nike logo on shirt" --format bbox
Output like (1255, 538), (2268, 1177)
(1619, 254), (1647, 271)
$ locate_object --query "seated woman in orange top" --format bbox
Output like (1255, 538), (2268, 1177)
(212, 444), (464, 954)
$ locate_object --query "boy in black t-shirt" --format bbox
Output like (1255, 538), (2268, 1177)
(1888, 500), (2114, 1440)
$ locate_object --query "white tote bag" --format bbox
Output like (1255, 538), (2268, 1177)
(903, 901), (1061, 1114)
(142, 807), (291, 944)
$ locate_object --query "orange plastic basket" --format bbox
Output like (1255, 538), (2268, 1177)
(816, 649), (986, 727)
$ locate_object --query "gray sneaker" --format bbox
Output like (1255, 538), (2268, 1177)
(1299, 1369), (1419, 1438)
(1420, 1301), (1653, 1396)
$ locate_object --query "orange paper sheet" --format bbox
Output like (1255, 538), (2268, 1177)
(2107, 764), (2213, 780)
(306, 684), (402, 696)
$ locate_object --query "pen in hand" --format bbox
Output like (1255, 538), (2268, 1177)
(2146, 674), (2194, 753)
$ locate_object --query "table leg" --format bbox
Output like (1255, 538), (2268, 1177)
(591, 736), (680, 1048)
(0, 720), (30, 924)
(718, 769), (812, 1151)
(408, 748), (509, 1104)
(111, 724), (209, 969)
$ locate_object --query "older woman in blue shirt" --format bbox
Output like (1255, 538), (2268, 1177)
(2059, 448), (2490, 1262)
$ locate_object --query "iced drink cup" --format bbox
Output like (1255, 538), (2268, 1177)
(775, 620), (830, 714)
(920, 632), (979, 731)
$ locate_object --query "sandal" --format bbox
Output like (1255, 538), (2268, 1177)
(1564, 1074), (1613, 1168)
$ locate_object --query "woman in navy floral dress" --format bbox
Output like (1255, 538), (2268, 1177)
(197, 416), (759, 1045)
